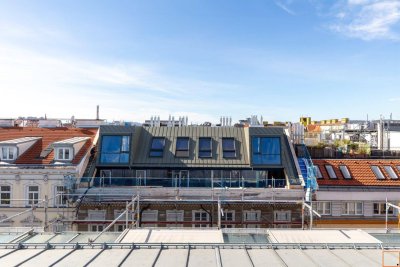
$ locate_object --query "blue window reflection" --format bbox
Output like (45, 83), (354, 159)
(149, 137), (165, 157)
(252, 137), (281, 165)
(100, 135), (130, 163)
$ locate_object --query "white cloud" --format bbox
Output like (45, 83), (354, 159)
(275, 0), (296, 15)
(330, 0), (400, 40)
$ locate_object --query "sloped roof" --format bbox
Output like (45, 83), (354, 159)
(313, 159), (400, 186)
(0, 127), (97, 165)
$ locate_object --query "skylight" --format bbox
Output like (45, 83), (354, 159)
(325, 165), (337, 179)
(222, 138), (236, 158)
(371, 166), (385, 179)
(314, 166), (323, 179)
(339, 165), (352, 179)
(383, 166), (398, 179)
(199, 138), (212, 158)
(175, 137), (189, 158)
(149, 137), (165, 157)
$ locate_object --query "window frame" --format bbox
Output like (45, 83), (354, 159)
(149, 137), (166, 157)
(99, 135), (131, 164)
(192, 210), (209, 228)
(251, 137), (281, 165)
(341, 202), (363, 215)
(55, 147), (72, 161)
(371, 166), (385, 179)
(314, 166), (323, 179)
(26, 185), (40, 207)
(0, 185), (11, 207)
(54, 185), (67, 207)
(325, 165), (337, 179)
(373, 202), (394, 216)
(339, 165), (352, 179)
(312, 201), (332, 215)
(274, 210), (291, 222)
(243, 210), (261, 222)
(0, 146), (17, 161)
(175, 137), (190, 158)
(198, 137), (212, 158)
(383, 166), (398, 179)
(222, 138), (236, 159)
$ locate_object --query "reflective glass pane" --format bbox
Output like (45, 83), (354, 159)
(222, 138), (235, 150)
(252, 138), (261, 154)
(101, 136), (122, 153)
(252, 137), (281, 165)
(119, 153), (129, 163)
(199, 151), (212, 158)
(151, 138), (165, 150)
(199, 138), (212, 150)
(176, 137), (189, 150)
(121, 136), (130, 152)
(150, 150), (163, 157)
(100, 154), (120, 163)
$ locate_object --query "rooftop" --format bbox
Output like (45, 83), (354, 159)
(0, 127), (97, 165)
(0, 229), (398, 266)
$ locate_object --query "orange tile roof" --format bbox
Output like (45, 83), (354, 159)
(0, 127), (98, 165)
(306, 125), (321, 132)
(313, 159), (400, 187)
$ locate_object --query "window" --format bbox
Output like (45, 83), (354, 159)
(339, 165), (352, 179)
(54, 186), (67, 207)
(149, 137), (165, 157)
(56, 148), (72, 160)
(100, 135), (130, 163)
(0, 186), (11, 207)
(384, 166), (398, 179)
(342, 202), (363, 215)
(166, 210), (184, 227)
(373, 203), (394, 215)
(252, 137), (281, 165)
(274, 211), (291, 222)
(325, 165), (337, 179)
(312, 202), (331, 215)
(314, 166), (323, 179)
(175, 137), (189, 157)
(88, 210), (106, 221)
(142, 210), (158, 226)
(371, 166), (385, 179)
(243, 210), (261, 221)
(27, 186), (39, 206)
(222, 138), (236, 158)
(0, 146), (17, 160)
(192, 210), (209, 228)
(89, 224), (104, 232)
(198, 138), (212, 158)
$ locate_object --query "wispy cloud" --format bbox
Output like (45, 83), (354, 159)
(275, 0), (296, 15)
(330, 0), (400, 40)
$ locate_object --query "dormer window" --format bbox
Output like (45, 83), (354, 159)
(0, 146), (17, 161)
(56, 148), (72, 161)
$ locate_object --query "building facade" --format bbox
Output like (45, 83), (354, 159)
(74, 124), (306, 231)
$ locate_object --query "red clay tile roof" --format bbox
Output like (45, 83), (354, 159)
(313, 159), (400, 186)
(0, 127), (98, 165)
(306, 125), (321, 132)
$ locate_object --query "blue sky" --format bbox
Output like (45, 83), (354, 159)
(0, 0), (399, 123)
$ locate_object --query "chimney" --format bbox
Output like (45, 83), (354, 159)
(96, 105), (99, 120)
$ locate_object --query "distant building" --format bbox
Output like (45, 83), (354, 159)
(312, 159), (400, 228)
(0, 125), (98, 231)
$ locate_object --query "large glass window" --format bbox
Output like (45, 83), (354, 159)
(0, 186), (11, 207)
(175, 137), (189, 157)
(252, 137), (281, 165)
(100, 135), (130, 163)
(198, 138), (212, 158)
(222, 138), (236, 158)
(314, 166), (323, 179)
(149, 137), (165, 157)
(373, 203), (394, 215)
(312, 202), (331, 215)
